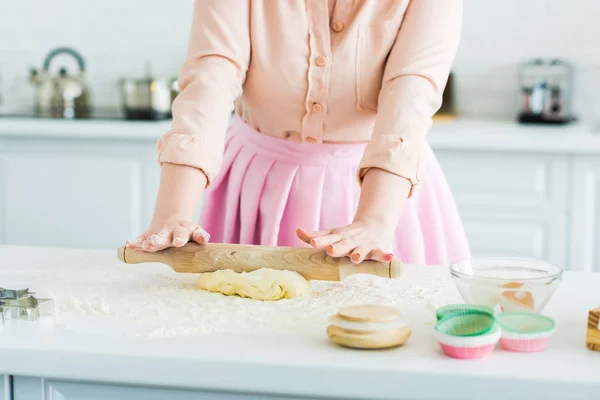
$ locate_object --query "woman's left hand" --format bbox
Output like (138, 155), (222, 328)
(297, 168), (411, 264)
(296, 220), (395, 264)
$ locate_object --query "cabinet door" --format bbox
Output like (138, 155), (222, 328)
(569, 157), (600, 272)
(13, 377), (313, 400)
(461, 211), (567, 266)
(1, 376), (10, 400)
(435, 151), (568, 212)
(0, 139), (158, 250)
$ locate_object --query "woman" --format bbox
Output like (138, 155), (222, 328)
(126, 0), (470, 266)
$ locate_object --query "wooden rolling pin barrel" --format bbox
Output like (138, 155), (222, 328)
(117, 243), (402, 281)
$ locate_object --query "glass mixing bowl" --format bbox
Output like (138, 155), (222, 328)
(449, 258), (563, 313)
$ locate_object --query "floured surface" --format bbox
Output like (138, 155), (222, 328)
(0, 247), (455, 338)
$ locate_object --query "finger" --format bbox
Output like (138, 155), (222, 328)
(310, 230), (348, 248)
(296, 228), (333, 244)
(141, 239), (159, 252)
(126, 234), (147, 248)
(327, 239), (357, 258)
(191, 227), (210, 244)
(171, 227), (189, 247)
(142, 231), (172, 252)
(150, 232), (170, 246)
(367, 249), (394, 263)
(350, 245), (370, 264)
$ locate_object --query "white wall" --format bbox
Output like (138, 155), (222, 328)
(1, 0), (599, 123)
(454, 0), (600, 123)
(0, 0), (194, 110)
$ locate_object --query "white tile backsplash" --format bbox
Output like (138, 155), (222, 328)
(1, 0), (599, 123)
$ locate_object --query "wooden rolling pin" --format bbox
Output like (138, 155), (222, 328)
(117, 242), (402, 281)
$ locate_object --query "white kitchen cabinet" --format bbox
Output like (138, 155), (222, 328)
(1, 376), (10, 400)
(569, 157), (600, 272)
(460, 211), (566, 265)
(436, 152), (568, 212)
(436, 150), (569, 267)
(12, 376), (313, 400)
(0, 138), (159, 250)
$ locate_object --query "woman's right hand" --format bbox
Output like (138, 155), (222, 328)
(126, 219), (211, 253)
(127, 162), (209, 252)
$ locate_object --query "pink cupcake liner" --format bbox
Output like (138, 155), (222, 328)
(434, 325), (501, 360)
(440, 343), (496, 359)
(499, 336), (551, 352)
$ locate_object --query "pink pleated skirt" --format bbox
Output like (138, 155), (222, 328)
(199, 115), (471, 266)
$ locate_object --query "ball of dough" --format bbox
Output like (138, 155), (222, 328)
(197, 268), (310, 301)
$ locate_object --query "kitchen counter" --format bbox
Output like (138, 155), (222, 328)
(0, 116), (171, 140)
(0, 245), (599, 400)
(1, 115), (600, 153)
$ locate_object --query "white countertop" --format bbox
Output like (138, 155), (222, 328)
(0, 245), (599, 399)
(0, 117), (172, 140)
(1, 115), (600, 154)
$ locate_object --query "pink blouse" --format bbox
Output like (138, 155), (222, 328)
(157, 0), (463, 197)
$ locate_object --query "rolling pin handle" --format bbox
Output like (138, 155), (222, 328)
(117, 246), (127, 263)
(116, 245), (170, 266)
(390, 259), (403, 279)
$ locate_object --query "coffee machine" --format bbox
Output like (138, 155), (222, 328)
(517, 58), (576, 124)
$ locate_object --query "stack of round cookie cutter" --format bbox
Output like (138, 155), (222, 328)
(433, 304), (556, 358)
(326, 304), (412, 349)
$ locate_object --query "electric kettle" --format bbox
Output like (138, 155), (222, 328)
(29, 47), (91, 118)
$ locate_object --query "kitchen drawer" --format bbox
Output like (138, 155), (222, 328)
(13, 377), (316, 400)
(460, 211), (567, 267)
(435, 151), (568, 211)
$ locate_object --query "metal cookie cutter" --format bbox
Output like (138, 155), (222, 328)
(0, 287), (53, 325)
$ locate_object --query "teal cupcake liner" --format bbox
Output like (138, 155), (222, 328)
(436, 304), (496, 321)
(495, 312), (555, 336)
(435, 310), (496, 337)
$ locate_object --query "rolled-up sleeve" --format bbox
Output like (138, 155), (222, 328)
(157, 0), (250, 187)
(357, 0), (463, 197)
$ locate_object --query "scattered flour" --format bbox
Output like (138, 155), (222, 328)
(0, 259), (452, 338)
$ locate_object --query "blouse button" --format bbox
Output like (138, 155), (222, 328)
(305, 136), (318, 144)
(311, 103), (324, 113)
(332, 21), (345, 32)
(315, 55), (327, 67)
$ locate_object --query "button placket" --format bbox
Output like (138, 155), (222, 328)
(300, 0), (332, 145)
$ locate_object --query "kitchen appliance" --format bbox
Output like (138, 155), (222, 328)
(29, 47), (91, 118)
(518, 58), (576, 124)
(119, 65), (177, 120)
(450, 258), (563, 313)
(117, 242), (403, 281)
